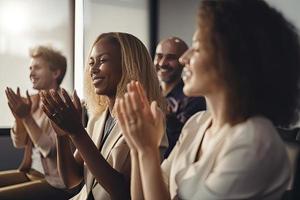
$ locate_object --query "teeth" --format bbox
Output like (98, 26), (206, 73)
(160, 68), (169, 72)
(181, 68), (192, 81)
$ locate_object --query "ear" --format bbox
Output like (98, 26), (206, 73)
(52, 69), (61, 81)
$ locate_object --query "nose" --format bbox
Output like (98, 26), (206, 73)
(179, 49), (191, 66)
(158, 56), (168, 67)
(90, 63), (99, 76)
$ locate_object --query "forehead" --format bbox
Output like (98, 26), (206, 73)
(156, 39), (182, 56)
(30, 57), (49, 68)
(91, 39), (120, 57)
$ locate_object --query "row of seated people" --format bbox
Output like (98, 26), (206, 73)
(1, 0), (300, 199)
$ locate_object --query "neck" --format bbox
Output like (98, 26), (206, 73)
(108, 97), (116, 113)
(160, 78), (181, 96)
(205, 89), (229, 134)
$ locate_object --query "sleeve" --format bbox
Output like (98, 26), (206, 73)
(10, 121), (28, 148)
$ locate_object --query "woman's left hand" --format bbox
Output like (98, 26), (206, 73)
(41, 88), (84, 136)
(116, 81), (164, 153)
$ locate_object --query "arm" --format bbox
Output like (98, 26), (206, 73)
(56, 134), (84, 189)
(5, 87), (55, 157)
(41, 89), (130, 199)
(116, 81), (171, 200)
(139, 148), (169, 200)
(69, 127), (130, 199)
(10, 118), (28, 148)
(130, 150), (144, 200)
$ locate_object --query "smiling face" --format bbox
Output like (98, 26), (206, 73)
(29, 57), (60, 90)
(88, 38), (122, 97)
(179, 29), (223, 97)
(154, 39), (187, 84)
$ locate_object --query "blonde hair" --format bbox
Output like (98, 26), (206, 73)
(84, 32), (166, 116)
(29, 45), (67, 85)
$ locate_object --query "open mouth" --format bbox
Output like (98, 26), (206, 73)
(181, 68), (192, 81)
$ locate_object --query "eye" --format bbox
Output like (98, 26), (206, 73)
(99, 58), (107, 64)
(89, 60), (94, 67)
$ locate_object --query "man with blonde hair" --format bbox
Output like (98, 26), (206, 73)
(2, 45), (71, 199)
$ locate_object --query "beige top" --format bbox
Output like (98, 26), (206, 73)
(162, 111), (290, 200)
(72, 108), (168, 200)
(11, 94), (65, 188)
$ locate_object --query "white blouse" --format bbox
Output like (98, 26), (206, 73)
(162, 111), (290, 200)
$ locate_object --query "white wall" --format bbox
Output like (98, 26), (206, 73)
(73, 0), (150, 100)
(0, 0), (74, 128)
(158, 0), (300, 46)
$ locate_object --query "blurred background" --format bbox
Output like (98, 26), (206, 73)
(0, 0), (299, 170)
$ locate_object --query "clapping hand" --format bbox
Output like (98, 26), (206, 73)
(41, 89), (83, 136)
(5, 87), (32, 119)
(115, 81), (164, 152)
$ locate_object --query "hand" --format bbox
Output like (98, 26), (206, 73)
(5, 87), (32, 119)
(41, 88), (84, 135)
(116, 81), (164, 153)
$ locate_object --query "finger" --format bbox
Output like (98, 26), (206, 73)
(5, 88), (17, 106)
(26, 90), (32, 106)
(50, 90), (67, 110)
(61, 89), (76, 111)
(135, 81), (149, 108)
(72, 90), (82, 112)
(124, 93), (139, 124)
(151, 101), (162, 120)
(41, 104), (54, 120)
(115, 98), (135, 149)
(7, 102), (17, 118)
(17, 87), (20, 97)
(41, 91), (57, 113)
(119, 97), (131, 129)
(7, 88), (18, 104)
(115, 98), (127, 132)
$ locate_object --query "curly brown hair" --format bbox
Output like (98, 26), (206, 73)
(198, 0), (300, 127)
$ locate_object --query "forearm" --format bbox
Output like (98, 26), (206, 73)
(130, 150), (144, 200)
(70, 128), (130, 199)
(138, 147), (170, 200)
(11, 120), (28, 147)
(56, 135), (83, 188)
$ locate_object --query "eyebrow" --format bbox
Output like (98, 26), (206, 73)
(90, 52), (110, 59)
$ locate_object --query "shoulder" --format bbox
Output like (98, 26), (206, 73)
(221, 116), (287, 163)
(179, 111), (210, 141)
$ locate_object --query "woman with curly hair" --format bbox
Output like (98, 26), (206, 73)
(116, 0), (300, 199)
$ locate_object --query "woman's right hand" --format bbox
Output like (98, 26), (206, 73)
(41, 89), (84, 136)
(116, 81), (164, 153)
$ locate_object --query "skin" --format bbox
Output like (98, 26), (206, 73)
(115, 28), (230, 200)
(5, 57), (61, 147)
(154, 38), (188, 95)
(41, 38), (130, 199)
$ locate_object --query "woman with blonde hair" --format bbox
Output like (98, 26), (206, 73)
(41, 32), (167, 199)
(116, 0), (300, 199)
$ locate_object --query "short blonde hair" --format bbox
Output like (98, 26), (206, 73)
(30, 45), (67, 85)
(84, 32), (166, 116)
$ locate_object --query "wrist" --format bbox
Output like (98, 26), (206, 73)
(69, 125), (85, 140)
(138, 146), (160, 161)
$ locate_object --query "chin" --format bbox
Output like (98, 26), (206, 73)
(183, 84), (201, 97)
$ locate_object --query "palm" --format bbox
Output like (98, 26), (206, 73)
(5, 87), (32, 118)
